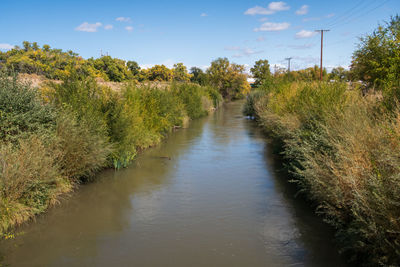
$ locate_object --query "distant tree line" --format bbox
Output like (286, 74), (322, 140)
(0, 42), (250, 99)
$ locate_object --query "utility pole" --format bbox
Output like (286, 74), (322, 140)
(285, 57), (292, 73)
(274, 64), (278, 76)
(315, 29), (330, 81)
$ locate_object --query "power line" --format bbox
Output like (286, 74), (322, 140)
(325, 0), (378, 28)
(315, 29), (330, 81)
(328, 0), (391, 29)
(324, 0), (365, 27)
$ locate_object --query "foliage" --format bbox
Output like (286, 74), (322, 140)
(146, 64), (173, 81)
(0, 70), (220, 235)
(329, 67), (349, 82)
(0, 135), (71, 235)
(246, 80), (400, 265)
(127, 60), (140, 77)
(351, 15), (400, 89)
(207, 57), (250, 99)
(190, 67), (208, 85)
(0, 72), (56, 144)
(172, 63), (191, 82)
(90, 56), (132, 82)
(250, 59), (272, 86)
(172, 83), (207, 119)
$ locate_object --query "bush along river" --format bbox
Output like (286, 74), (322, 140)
(0, 101), (346, 266)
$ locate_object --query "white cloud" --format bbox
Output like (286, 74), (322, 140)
(259, 17), (268, 22)
(296, 5), (309, 15)
(268, 1), (290, 11)
(243, 48), (262, 56)
(226, 46), (263, 58)
(75, 22), (102, 32)
(245, 1), (290, 15)
(125, 26), (133, 32)
(295, 29), (317, 38)
(0, 43), (14, 50)
(104, 24), (113, 30)
(245, 6), (274, 15)
(116, 17), (131, 22)
(200, 13), (208, 17)
(254, 22), (290, 32)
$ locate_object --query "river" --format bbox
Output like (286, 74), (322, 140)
(0, 101), (346, 266)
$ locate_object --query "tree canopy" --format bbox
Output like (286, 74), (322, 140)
(250, 59), (271, 86)
(207, 58), (250, 99)
(351, 15), (400, 88)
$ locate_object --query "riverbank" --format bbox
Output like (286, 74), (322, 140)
(0, 72), (222, 237)
(244, 81), (400, 266)
(0, 100), (346, 267)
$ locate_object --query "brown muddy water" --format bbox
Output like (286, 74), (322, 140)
(0, 101), (346, 267)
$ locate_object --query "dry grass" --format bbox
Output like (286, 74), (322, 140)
(247, 81), (400, 265)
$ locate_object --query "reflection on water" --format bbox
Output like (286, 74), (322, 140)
(0, 101), (346, 267)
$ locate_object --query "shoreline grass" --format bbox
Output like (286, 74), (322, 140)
(245, 80), (400, 266)
(0, 72), (222, 237)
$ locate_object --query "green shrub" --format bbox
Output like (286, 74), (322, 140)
(0, 72), (56, 144)
(53, 112), (112, 180)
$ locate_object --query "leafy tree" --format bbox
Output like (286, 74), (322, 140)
(351, 15), (400, 88)
(190, 67), (208, 85)
(22, 41), (31, 51)
(147, 64), (173, 81)
(42, 44), (51, 52)
(250, 59), (271, 86)
(329, 67), (349, 81)
(207, 57), (250, 99)
(127, 60), (140, 76)
(92, 56), (131, 82)
(172, 63), (191, 82)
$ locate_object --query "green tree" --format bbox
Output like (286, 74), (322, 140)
(22, 41), (31, 51)
(147, 65), (173, 81)
(190, 67), (208, 85)
(42, 44), (51, 52)
(172, 63), (191, 82)
(351, 15), (400, 88)
(329, 67), (349, 81)
(250, 59), (271, 86)
(207, 58), (250, 99)
(92, 56), (131, 82)
(127, 60), (140, 76)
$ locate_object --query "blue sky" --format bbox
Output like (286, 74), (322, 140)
(0, 0), (398, 72)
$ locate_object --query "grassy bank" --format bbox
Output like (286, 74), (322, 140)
(0, 71), (221, 236)
(244, 80), (400, 265)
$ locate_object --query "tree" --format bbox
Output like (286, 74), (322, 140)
(351, 15), (400, 89)
(42, 44), (51, 52)
(190, 67), (208, 85)
(250, 59), (271, 86)
(329, 67), (349, 81)
(23, 41), (31, 51)
(207, 58), (250, 99)
(92, 56), (131, 82)
(172, 63), (191, 82)
(127, 61), (140, 76)
(147, 65), (173, 81)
